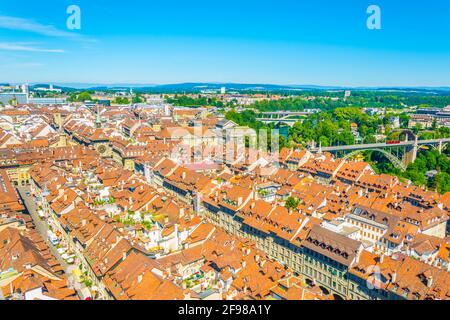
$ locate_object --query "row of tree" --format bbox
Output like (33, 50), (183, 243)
(251, 91), (450, 111)
(165, 94), (224, 108)
(67, 91), (145, 104)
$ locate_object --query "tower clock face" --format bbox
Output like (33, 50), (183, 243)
(98, 145), (107, 154)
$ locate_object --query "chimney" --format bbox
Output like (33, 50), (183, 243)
(426, 276), (433, 288)
(354, 247), (362, 264)
(81, 219), (87, 227)
(379, 254), (384, 264)
(237, 197), (243, 206)
(259, 259), (266, 268)
(182, 171), (186, 180)
(179, 208), (185, 217)
(137, 273), (143, 284)
(122, 252), (127, 261)
(391, 271), (397, 283)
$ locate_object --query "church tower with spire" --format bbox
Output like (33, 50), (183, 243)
(95, 105), (102, 129)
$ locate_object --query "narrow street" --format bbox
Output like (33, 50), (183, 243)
(16, 186), (85, 299)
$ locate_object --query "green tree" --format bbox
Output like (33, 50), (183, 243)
(399, 113), (410, 128)
(319, 136), (330, 147)
(431, 118), (437, 130)
(406, 169), (427, 186)
(68, 93), (78, 102)
(114, 97), (130, 104)
(435, 172), (450, 194)
(132, 94), (144, 104)
(413, 123), (423, 134)
(285, 196), (300, 210)
(78, 91), (92, 102)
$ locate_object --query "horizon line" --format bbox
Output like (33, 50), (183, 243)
(3, 81), (450, 90)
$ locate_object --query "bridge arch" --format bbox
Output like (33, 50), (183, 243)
(319, 286), (331, 296)
(398, 129), (416, 142)
(332, 293), (345, 300)
(277, 120), (296, 127)
(333, 148), (407, 175)
(419, 142), (448, 153)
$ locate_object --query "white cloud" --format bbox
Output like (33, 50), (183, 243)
(0, 15), (94, 42)
(0, 42), (65, 53)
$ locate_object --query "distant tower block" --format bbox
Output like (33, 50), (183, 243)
(220, 87), (226, 95)
(164, 104), (171, 116)
(344, 90), (351, 99)
(21, 83), (29, 94)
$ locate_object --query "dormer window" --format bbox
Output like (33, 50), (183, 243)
(403, 288), (410, 297)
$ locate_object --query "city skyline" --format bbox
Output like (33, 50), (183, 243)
(1, 0), (450, 86)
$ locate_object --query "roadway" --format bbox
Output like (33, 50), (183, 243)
(310, 138), (450, 153)
(257, 118), (299, 122)
(16, 186), (86, 299)
(258, 110), (319, 116)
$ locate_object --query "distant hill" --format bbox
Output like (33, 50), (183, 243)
(20, 82), (450, 94)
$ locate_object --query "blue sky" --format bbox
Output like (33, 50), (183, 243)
(1, 0), (450, 86)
